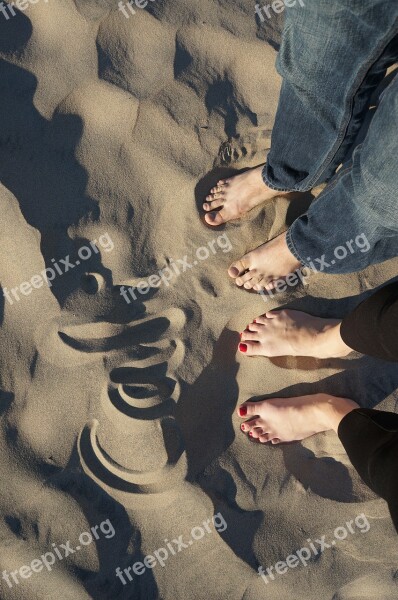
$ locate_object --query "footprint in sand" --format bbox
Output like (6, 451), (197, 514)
(217, 128), (272, 167)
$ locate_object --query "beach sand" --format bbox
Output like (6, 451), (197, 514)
(0, 1), (397, 598)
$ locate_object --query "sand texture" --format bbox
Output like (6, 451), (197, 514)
(0, 1), (397, 599)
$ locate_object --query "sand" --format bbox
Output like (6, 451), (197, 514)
(0, 1), (397, 599)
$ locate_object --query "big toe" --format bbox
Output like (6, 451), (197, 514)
(204, 211), (227, 226)
(228, 259), (248, 278)
(238, 341), (263, 356)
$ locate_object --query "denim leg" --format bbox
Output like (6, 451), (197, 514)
(286, 74), (398, 274)
(262, 0), (398, 192)
(320, 34), (398, 184)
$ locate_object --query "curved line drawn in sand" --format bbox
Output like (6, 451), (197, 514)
(77, 307), (271, 600)
(79, 417), (187, 495)
(35, 306), (186, 366)
(77, 304), (188, 505)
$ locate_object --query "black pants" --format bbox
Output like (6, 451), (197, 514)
(337, 282), (398, 532)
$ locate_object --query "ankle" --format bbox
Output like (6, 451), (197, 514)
(317, 321), (352, 358)
(319, 394), (359, 432)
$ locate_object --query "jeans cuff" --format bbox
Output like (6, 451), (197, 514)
(285, 225), (311, 268)
(261, 164), (294, 193)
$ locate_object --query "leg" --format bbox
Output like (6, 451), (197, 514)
(340, 281), (398, 361)
(264, 2), (398, 191)
(338, 409), (398, 533)
(287, 73), (398, 274)
(229, 74), (398, 287)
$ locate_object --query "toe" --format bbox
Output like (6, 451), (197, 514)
(253, 277), (274, 291)
(250, 427), (264, 439)
(251, 314), (268, 325)
(238, 342), (249, 353)
(243, 277), (259, 290)
(241, 418), (263, 432)
(236, 270), (257, 287)
(237, 401), (261, 418)
(253, 315), (267, 323)
(208, 183), (226, 196)
(203, 196), (225, 212)
(205, 210), (228, 226)
(271, 438), (281, 445)
(240, 329), (258, 342)
(240, 419), (262, 433)
(258, 433), (271, 443)
(228, 257), (250, 279)
(243, 274), (263, 289)
(247, 322), (261, 332)
(265, 310), (279, 319)
(264, 278), (284, 291)
(239, 341), (263, 356)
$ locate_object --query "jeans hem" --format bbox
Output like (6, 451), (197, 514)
(286, 226), (310, 268)
(261, 165), (294, 193)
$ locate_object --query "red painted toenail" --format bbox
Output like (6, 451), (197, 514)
(241, 424), (245, 430)
(249, 431), (253, 437)
(239, 406), (247, 417)
(239, 343), (247, 353)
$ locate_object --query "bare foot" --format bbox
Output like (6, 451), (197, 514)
(203, 165), (289, 226)
(239, 309), (353, 358)
(237, 394), (359, 444)
(228, 231), (301, 290)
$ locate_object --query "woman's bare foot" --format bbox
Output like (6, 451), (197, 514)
(228, 231), (301, 290)
(237, 394), (359, 444)
(239, 309), (353, 358)
(203, 165), (289, 226)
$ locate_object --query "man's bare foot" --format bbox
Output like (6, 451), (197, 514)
(239, 309), (353, 358)
(203, 165), (289, 226)
(228, 231), (301, 290)
(237, 394), (359, 444)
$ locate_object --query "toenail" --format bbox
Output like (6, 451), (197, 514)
(239, 343), (247, 353)
(238, 406), (247, 417)
(229, 267), (239, 277)
(249, 431), (253, 437)
(241, 424), (245, 430)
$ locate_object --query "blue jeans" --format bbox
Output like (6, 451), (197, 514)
(262, 0), (398, 273)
